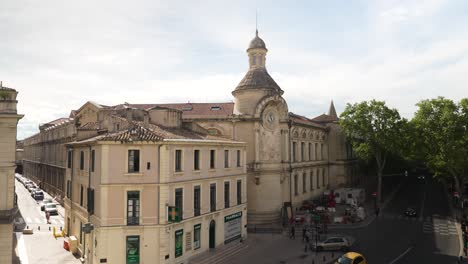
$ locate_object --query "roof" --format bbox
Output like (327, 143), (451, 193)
(247, 30), (267, 51)
(79, 122), (100, 130)
(71, 120), (236, 145)
(234, 68), (283, 93)
(289, 113), (325, 128)
(311, 114), (338, 123)
(47, 118), (70, 126)
(111, 102), (234, 118)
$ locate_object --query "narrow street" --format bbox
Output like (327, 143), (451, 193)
(14, 177), (80, 264)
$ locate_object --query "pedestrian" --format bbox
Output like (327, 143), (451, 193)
(302, 226), (307, 242)
(290, 225), (295, 240)
(459, 256), (463, 264)
(375, 207), (380, 217)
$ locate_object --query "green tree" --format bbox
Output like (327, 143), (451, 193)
(340, 100), (406, 203)
(411, 97), (468, 184)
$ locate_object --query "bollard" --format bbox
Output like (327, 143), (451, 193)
(38, 226), (40, 231)
(49, 226), (51, 231)
(60, 226), (62, 231)
(26, 225), (29, 229)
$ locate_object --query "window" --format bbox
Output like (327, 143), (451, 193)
(66, 180), (71, 198)
(237, 180), (242, 205)
(210, 183), (216, 212)
(236, 150), (241, 167)
(314, 143), (318, 160)
(175, 150), (182, 172)
(310, 172), (313, 191)
(194, 186), (200, 216)
(193, 224), (201, 250)
(91, 149), (95, 172)
(80, 151), (84, 170)
(127, 191), (140, 225)
(67, 150), (73, 169)
(224, 181), (230, 208)
(252, 55), (257, 65)
(175, 188), (183, 220)
(316, 170), (320, 188)
(79, 221), (83, 244)
(87, 188), (94, 214)
(321, 143), (324, 160)
(303, 173), (306, 193)
(224, 150), (229, 168)
(80, 185), (84, 206)
(194, 150), (200, 171)
(292, 142), (297, 162)
(301, 142), (305, 161)
(308, 143), (312, 161)
(210, 150), (216, 169)
(322, 169), (326, 187)
(294, 175), (298, 195)
(128, 150), (140, 173)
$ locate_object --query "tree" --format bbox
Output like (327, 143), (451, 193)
(411, 97), (468, 185)
(340, 100), (406, 204)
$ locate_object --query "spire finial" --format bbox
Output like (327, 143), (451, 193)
(255, 9), (258, 36)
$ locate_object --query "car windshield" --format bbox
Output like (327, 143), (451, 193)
(337, 256), (353, 264)
(46, 204), (56, 208)
(36, 192), (43, 195)
(43, 199), (52, 203)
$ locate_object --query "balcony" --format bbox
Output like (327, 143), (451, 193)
(127, 216), (139, 226)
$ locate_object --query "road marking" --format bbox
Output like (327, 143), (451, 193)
(389, 247), (413, 264)
(34, 218), (41, 224)
(25, 217), (32, 223)
(16, 233), (29, 264)
(59, 219), (65, 225)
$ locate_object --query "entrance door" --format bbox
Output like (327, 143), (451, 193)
(209, 220), (215, 248)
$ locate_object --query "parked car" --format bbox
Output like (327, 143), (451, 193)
(33, 191), (44, 200)
(41, 198), (54, 211)
(312, 236), (350, 252)
(45, 203), (58, 215)
(28, 186), (38, 193)
(335, 252), (366, 264)
(404, 207), (417, 217)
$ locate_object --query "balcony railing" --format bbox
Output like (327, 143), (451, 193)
(127, 216), (139, 226)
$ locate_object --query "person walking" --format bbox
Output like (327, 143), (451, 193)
(290, 225), (296, 239)
(302, 226), (307, 242)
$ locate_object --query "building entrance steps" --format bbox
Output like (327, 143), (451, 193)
(188, 240), (248, 264)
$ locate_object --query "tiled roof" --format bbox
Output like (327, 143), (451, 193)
(79, 122), (100, 130)
(289, 113), (325, 128)
(47, 118), (71, 126)
(101, 125), (164, 142)
(234, 68), (283, 93)
(311, 114), (338, 123)
(111, 102), (234, 118)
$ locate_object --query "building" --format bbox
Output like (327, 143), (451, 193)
(64, 106), (247, 264)
(23, 30), (359, 227)
(22, 117), (76, 200)
(0, 83), (23, 263)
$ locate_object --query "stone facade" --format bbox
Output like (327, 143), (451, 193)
(0, 83), (23, 263)
(64, 104), (247, 264)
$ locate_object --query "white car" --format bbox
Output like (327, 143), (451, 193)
(312, 236), (350, 252)
(45, 203), (58, 215)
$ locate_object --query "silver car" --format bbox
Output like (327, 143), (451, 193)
(312, 236), (350, 252)
(45, 203), (58, 215)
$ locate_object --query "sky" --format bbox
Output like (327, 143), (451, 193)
(1, 0), (467, 140)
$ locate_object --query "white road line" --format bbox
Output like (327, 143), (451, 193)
(16, 233), (29, 264)
(389, 247), (413, 264)
(34, 218), (41, 224)
(25, 217), (32, 223)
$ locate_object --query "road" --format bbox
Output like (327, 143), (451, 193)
(345, 174), (460, 263)
(14, 177), (80, 264)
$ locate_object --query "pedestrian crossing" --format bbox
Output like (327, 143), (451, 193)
(379, 213), (457, 236)
(16, 217), (64, 225)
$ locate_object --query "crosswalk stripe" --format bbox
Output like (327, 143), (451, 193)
(25, 217), (32, 223)
(34, 218), (41, 224)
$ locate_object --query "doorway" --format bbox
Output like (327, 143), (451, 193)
(209, 220), (215, 249)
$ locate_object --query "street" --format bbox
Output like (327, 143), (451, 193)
(225, 174), (461, 264)
(14, 177), (80, 264)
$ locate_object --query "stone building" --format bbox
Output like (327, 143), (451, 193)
(64, 105), (247, 264)
(0, 83), (23, 263)
(23, 30), (358, 228)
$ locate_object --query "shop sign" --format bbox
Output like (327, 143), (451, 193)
(126, 236), (140, 264)
(175, 229), (183, 258)
(224, 212), (242, 244)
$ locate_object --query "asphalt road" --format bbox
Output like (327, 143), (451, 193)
(14, 178), (80, 264)
(345, 175), (460, 263)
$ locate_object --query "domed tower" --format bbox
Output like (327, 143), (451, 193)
(232, 30), (284, 116)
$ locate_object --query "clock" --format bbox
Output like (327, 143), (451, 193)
(263, 110), (277, 129)
(267, 112), (275, 123)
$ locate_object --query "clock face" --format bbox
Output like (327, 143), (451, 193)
(267, 112), (275, 123)
(263, 110), (277, 129)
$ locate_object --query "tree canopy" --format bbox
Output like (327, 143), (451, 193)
(340, 100), (407, 203)
(411, 97), (468, 180)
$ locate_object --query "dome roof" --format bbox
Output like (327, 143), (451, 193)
(234, 68), (282, 93)
(247, 30), (267, 51)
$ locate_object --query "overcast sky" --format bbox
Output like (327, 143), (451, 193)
(1, 0), (467, 140)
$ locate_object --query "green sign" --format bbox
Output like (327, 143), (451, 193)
(175, 229), (183, 258)
(224, 211), (242, 222)
(126, 236), (140, 264)
(168, 206), (181, 222)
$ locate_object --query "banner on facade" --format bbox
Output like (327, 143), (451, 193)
(126, 236), (140, 264)
(175, 229), (183, 258)
(224, 212), (242, 244)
